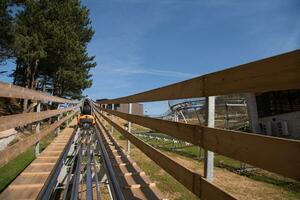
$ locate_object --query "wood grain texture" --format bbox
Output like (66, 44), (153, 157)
(0, 105), (79, 132)
(98, 107), (300, 181)
(0, 81), (77, 103)
(0, 111), (77, 167)
(100, 107), (202, 146)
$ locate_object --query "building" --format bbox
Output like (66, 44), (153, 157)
(96, 100), (144, 116)
(248, 89), (300, 139)
(113, 103), (143, 116)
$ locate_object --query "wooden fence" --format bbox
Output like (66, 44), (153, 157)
(0, 84), (79, 167)
(96, 49), (300, 199)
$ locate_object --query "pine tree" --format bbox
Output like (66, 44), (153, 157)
(39, 0), (95, 98)
(0, 0), (14, 65)
(11, 0), (96, 99)
(14, 0), (46, 88)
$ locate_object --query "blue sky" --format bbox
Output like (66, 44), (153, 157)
(82, 0), (300, 115)
(1, 0), (300, 115)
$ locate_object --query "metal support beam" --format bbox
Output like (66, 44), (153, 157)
(127, 103), (132, 155)
(71, 145), (82, 200)
(92, 146), (101, 200)
(246, 93), (260, 133)
(225, 104), (229, 129)
(174, 112), (178, 122)
(179, 110), (187, 123)
(35, 102), (41, 157)
(86, 144), (93, 200)
(204, 96), (215, 181)
(242, 93), (260, 171)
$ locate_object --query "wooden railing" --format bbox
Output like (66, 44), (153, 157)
(96, 49), (300, 199)
(93, 107), (236, 200)
(99, 50), (300, 104)
(0, 83), (79, 167)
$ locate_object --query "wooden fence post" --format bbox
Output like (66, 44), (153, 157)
(35, 102), (41, 157)
(111, 104), (114, 135)
(204, 96), (215, 181)
(127, 103), (132, 155)
(56, 114), (61, 136)
(104, 104), (107, 127)
(66, 111), (69, 127)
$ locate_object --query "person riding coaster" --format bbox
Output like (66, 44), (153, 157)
(78, 99), (95, 126)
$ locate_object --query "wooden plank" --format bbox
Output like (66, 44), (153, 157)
(97, 107), (300, 181)
(98, 49), (300, 104)
(0, 105), (79, 132)
(96, 111), (236, 200)
(22, 172), (51, 175)
(122, 187), (166, 200)
(203, 127), (300, 181)
(30, 163), (55, 166)
(0, 120), (76, 200)
(10, 184), (44, 188)
(0, 81), (76, 103)
(0, 111), (77, 167)
(0, 129), (17, 139)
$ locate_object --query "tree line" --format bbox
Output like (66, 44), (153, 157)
(0, 0), (96, 99)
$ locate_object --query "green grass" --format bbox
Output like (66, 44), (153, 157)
(0, 146), (35, 192)
(0, 132), (56, 192)
(114, 132), (198, 199)
(242, 171), (300, 199)
(140, 136), (242, 170)
(215, 155), (241, 170)
(136, 156), (198, 200)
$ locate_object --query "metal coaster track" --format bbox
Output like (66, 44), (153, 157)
(33, 108), (163, 199)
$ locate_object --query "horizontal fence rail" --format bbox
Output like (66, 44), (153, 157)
(0, 81), (76, 103)
(0, 111), (77, 167)
(0, 105), (79, 132)
(98, 50), (300, 104)
(0, 82), (80, 166)
(94, 107), (236, 200)
(98, 106), (300, 180)
(98, 106), (202, 145)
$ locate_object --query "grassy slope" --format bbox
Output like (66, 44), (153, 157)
(0, 132), (56, 192)
(0, 147), (35, 192)
(115, 133), (198, 199)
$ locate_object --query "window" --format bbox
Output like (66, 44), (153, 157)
(256, 90), (300, 118)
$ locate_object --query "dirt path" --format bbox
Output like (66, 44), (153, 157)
(164, 151), (297, 200)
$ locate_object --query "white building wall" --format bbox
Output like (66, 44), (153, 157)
(258, 111), (300, 139)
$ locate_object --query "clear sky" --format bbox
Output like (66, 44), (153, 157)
(1, 0), (300, 115)
(81, 0), (300, 115)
